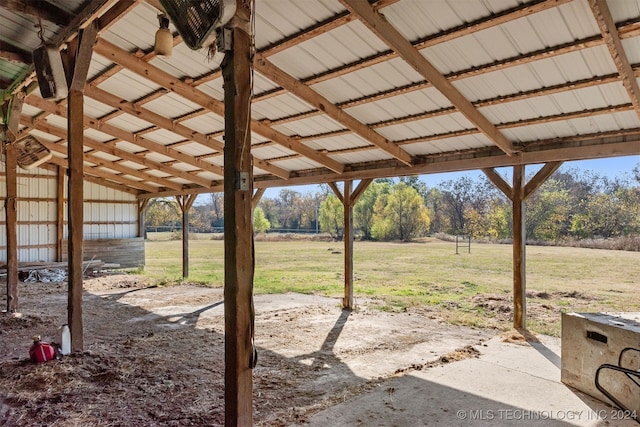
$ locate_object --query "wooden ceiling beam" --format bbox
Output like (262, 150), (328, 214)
(255, 55), (414, 166)
(85, 86), (290, 179)
(47, 155), (148, 194)
(21, 104), (213, 187)
(26, 122), (184, 191)
(93, 38), (345, 174)
(342, 0), (515, 155)
(85, 85), (225, 153)
(24, 94), (222, 186)
(145, 136), (640, 199)
(589, 0), (640, 119)
(0, 41), (31, 64)
(0, 0), (73, 26)
(253, 0), (574, 102)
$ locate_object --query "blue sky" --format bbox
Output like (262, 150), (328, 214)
(261, 155), (640, 199)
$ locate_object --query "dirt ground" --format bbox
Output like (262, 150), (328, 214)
(1, 273), (559, 426)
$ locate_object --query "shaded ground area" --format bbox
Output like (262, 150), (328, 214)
(1, 274), (491, 426)
(0, 274), (624, 426)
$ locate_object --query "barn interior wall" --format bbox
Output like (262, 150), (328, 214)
(0, 164), (138, 262)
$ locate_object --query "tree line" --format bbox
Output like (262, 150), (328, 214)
(145, 164), (640, 244)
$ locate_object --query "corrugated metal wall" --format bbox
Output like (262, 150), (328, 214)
(0, 164), (138, 262)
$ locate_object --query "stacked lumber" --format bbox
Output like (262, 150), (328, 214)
(61, 238), (144, 269)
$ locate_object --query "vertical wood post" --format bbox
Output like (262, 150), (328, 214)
(137, 199), (149, 239)
(512, 165), (526, 329)
(65, 22), (97, 352)
(57, 166), (65, 261)
(67, 88), (85, 351)
(176, 194), (195, 278)
(343, 180), (354, 309)
(5, 143), (18, 313)
(223, 1), (255, 425)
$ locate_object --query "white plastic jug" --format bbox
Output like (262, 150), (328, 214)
(60, 324), (71, 355)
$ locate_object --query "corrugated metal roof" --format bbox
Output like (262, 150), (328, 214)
(1, 0), (640, 197)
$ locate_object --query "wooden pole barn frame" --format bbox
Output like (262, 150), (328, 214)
(1, 0), (640, 424)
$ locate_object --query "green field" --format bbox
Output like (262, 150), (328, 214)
(143, 235), (640, 336)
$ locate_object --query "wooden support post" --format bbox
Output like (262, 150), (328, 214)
(57, 166), (65, 262)
(343, 180), (354, 309)
(65, 22), (98, 352)
(223, 1), (255, 425)
(137, 199), (149, 239)
(512, 165), (526, 329)
(483, 163), (561, 330)
(4, 93), (23, 313)
(176, 195), (195, 278)
(252, 188), (265, 209)
(4, 143), (18, 313)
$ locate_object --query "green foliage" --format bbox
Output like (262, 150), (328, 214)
(319, 194), (344, 239)
(354, 181), (390, 240)
(371, 183), (430, 241)
(253, 207), (271, 234)
(146, 198), (180, 227)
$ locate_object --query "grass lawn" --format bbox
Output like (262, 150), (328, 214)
(143, 235), (640, 336)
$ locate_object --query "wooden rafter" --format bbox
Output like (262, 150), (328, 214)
(93, 38), (345, 174)
(84, 86), (290, 180)
(24, 122), (183, 191)
(253, 0), (575, 103)
(589, 0), (640, 119)
(341, 0), (515, 155)
(255, 56), (413, 166)
(49, 157), (141, 195)
(21, 112), (209, 188)
(24, 95), (220, 187)
(0, 0), (73, 26)
(0, 41), (31, 64)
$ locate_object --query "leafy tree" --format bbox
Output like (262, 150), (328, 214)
(258, 197), (282, 229)
(371, 183), (430, 241)
(253, 207), (271, 234)
(354, 181), (390, 240)
(319, 194), (344, 239)
(525, 179), (572, 240)
(145, 198), (180, 228)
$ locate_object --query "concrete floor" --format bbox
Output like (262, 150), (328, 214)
(301, 334), (638, 427)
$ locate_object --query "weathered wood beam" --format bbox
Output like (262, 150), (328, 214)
(85, 85), (225, 153)
(23, 95), (219, 186)
(223, 1), (255, 424)
(145, 134), (640, 199)
(22, 117), (190, 190)
(138, 198), (149, 238)
(482, 168), (513, 200)
(0, 0), (73, 26)
(0, 41), (31, 64)
(93, 38), (344, 174)
(512, 165), (526, 329)
(65, 21), (98, 352)
(341, 0), (515, 155)
(252, 188), (265, 209)
(4, 141), (19, 312)
(56, 166), (65, 261)
(343, 180), (354, 309)
(48, 155), (141, 195)
(176, 194), (196, 278)
(350, 178), (373, 204)
(589, 0), (640, 119)
(523, 161), (563, 200)
(255, 56), (413, 166)
(85, 86), (290, 180)
(254, 0), (575, 101)
(328, 182), (344, 204)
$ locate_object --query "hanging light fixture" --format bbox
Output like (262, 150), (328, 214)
(154, 13), (173, 56)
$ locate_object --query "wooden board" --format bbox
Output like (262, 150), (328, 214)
(62, 237), (144, 268)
